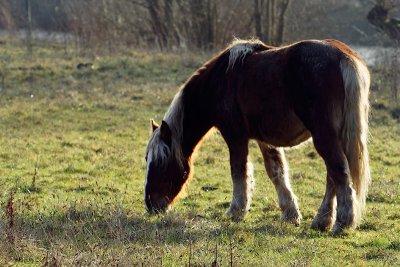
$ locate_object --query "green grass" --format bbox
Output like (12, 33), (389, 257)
(0, 41), (399, 266)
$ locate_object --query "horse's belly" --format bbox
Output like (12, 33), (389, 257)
(251, 111), (311, 147)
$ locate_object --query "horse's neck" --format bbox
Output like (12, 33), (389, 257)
(179, 72), (216, 159)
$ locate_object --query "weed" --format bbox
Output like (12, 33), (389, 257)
(5, 192), (15, 249)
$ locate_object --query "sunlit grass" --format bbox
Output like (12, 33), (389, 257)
(0, 42), (399, 266)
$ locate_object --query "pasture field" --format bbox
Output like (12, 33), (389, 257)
(0, 41), (399, 266)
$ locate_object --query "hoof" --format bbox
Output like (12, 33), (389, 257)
(226, 206), (247, 221)
(331, 220), (356, 235)
(332, 209), (358, 233)
(311, 218), (332, 232)
(332, 223), (343, 235)
(311, 216), (333, 231)
(331, 223), (351, 236)
(281, 207), (302, 226)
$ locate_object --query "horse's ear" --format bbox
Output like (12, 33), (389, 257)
(160, 120), (172, 146)
(151, 119), (159, 132)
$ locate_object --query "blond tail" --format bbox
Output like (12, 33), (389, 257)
(340, 56), (371, 219)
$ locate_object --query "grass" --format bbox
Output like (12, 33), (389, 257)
(0, 40), (399, 266)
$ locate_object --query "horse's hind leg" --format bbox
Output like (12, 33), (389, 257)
(226, 138), (255, 220)
(311, 175), (336, 231)
(312, 131), (359, 232)
(258, 142), (302, 225)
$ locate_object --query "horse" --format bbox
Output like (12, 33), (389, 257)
(145, 38), (370, 233)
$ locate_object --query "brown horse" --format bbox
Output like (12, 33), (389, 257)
(145, 39), (370, 232)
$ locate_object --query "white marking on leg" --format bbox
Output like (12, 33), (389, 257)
(228, 158), (255, 217)
(245, 160), (255, 210)
(333, 184), (359, 232)
(261, 146), (302, 225)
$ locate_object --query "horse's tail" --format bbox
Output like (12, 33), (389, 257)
(339, 55), (371, 222)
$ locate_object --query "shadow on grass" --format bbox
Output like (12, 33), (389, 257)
(7, 201), (328, 252)
(6, 193), (385, 255)
(10, 207), (201, 248)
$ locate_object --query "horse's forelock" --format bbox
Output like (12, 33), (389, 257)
(147, 130), (172, 168)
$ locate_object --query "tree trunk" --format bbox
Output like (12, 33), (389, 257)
(267, 0), (275, 44)
(164, 0), (180, 48)
(190, 0), (208, 49)
(146, 0), (168, 50)
(0, 1), (14, 30)
(391, 46), (399, 100)
(205, 0), (217, 50)
(26, 0), (33, 55)
(275, 0), (290, 45)
(254, 0), (262, 38)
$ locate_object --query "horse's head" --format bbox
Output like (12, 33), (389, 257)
(145, 120), (189, 213)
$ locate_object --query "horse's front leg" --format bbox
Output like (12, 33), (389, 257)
(258, 142), (302, 225)
(225, 138), (255, 220)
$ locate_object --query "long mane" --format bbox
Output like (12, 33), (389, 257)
(227, 38), (270, 70)
(162, 90), (185, 167)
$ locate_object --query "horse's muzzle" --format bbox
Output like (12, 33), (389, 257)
(145, 195), (169, 213)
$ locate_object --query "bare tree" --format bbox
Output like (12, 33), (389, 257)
(266, 0), (275, 43)
(189, 0), (212, 49)
(392, 50), (399, 100)
(274, 0), (290, 45)
(368, 0), (400, 101)
(0, 0), (386, 52)
(367, 0), (400, 43)
(206, 0), (217, 50)
(26, 0), (33, 54)
(164, 0), (181, 48)
(253, 0), (291, 45)
(0, 0), (15, 30)
(146, 0), (169, 49)
(254, 0), (262, 38)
